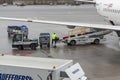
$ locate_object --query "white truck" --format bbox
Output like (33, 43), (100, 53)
(0, 55), (87, 80)
(12, 34), (38, 50)
(63, 27), (112, 46)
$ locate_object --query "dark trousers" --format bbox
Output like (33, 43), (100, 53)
(52, 39), (57, 46)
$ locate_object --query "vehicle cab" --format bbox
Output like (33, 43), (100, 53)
(12, 34), (38, 50)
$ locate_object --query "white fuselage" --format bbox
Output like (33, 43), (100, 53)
(95, 0), (120, 25)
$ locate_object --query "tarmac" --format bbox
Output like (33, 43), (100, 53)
(0, 4), (120, 80)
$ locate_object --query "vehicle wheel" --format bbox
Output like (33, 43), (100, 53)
(94, 39), (100, 45)
(18, 45), (23, 50)
(70, 40), (76, 46)
(47, 43), (50, 48)
(31, 44), (36, 50)
(40, 44), (42, 48)
(26, 35), (28, 39)
(67, 43), (71, 46)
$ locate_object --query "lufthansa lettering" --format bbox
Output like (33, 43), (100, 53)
(0, 73), (33, 80)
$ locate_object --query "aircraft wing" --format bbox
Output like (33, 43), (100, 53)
(0, 17), (120, 31)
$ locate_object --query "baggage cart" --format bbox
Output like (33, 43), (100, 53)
(39, 33), (50, 48)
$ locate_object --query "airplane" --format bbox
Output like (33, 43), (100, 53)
(0, 0), (120, 43)
(75, 0), (120, 36)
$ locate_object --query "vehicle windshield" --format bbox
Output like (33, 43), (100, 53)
(13, 34), (22, 42)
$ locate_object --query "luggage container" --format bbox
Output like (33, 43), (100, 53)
(39, 33), (50, 48)
(7, 25), (28, 38)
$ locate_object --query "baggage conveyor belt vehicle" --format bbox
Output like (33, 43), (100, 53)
(62, 27), (112, 46)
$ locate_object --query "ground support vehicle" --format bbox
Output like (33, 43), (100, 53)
(39, 33), (50, 48)
(12, 33), (51, 50)
(12, 34), (38, 50)
(62, 27), (112, 46)
(67, 35), (105, 46)
(0, 55), (87, 80)
(7, 25), (28, 38)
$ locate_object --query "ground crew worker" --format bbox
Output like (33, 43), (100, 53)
(52, 33), (57, 47)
